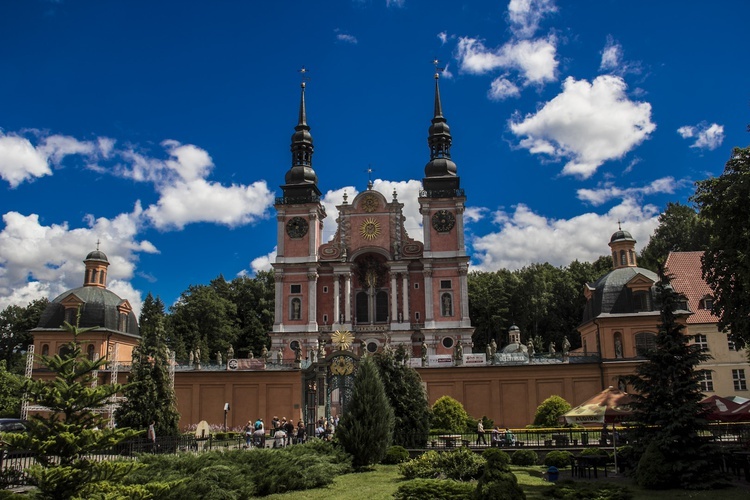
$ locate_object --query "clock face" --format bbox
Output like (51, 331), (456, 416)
(286, 217), (309, 238)
(362, 194), (378, 213)
(432, 210), (455, 233)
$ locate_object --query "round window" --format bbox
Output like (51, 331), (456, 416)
(442, 337), (454, 349)
(367, 342), (378, 353)
(290, 340), (300, 352)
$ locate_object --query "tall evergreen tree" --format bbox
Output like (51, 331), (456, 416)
(2, 313), (140, 499)
(626, 274), (714, 489)
(372, 347), (430, 448)
(0, 298), (49, 372)
(116, 294), (180, 437)
(335, 356), (394, 468)
(0, 359), (23, 417)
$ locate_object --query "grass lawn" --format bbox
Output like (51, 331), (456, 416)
(261, 464), (750, 500)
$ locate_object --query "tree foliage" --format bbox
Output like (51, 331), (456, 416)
(626, 274), (714, 489)
(0, 359), (23, 417)
(531, 395), (571, 428)
(372, 348), (430, 448)
(639, 202), (709, 271)
(431, 395), (469, 433)
(692, 145), (750, 347)
(116, 293), (180, 437)
(2, 314), (140, 499)
(0, 298), (48, 373)
(335, 356), (394, 468)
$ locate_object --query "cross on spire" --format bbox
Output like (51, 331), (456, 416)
(365, 166), (374, 190)
(298, 66), (310, 87)
(96, 239), (100, 251)
(432, 58), (445, 79)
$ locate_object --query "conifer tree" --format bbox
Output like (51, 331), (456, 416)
(2, 314), (140, 499)
(626, 274), (715, 489)
(116, 294), (180, 437)
(335, 356), (394, 468)
(372, 347), (430, 448)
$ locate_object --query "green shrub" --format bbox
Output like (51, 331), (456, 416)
(542, 479), (633, 499)
(431, 396), (470, 433)
(475, 448), (525, 500)
(399, 448), (485, 481)
(635, 442), (674, 489)
(543, 451), (572, 468)
(511, 449), (538, 466)
(580, 447), (609, 459)
(395, 478), (475, 500)
(533, 396), (571, 428)
(383, 445), (410, 464)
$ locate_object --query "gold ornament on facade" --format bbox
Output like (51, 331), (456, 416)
(359, 218), (381, 240)
(331, 330), (355, 350)
(362, 194), (378, 213)
(330, 356), (354, 376)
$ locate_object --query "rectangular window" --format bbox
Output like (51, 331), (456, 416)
(703, 298), (714, 310)
(323, 286), (328, 293)
(414, 283), (419, 289)
(733, 369), (747, 391)
(694, 334), (709, 351)
(291, 284), (301, 294)
(440, 280), (452, 289)
(415, 312), (420, 321)
(728, 340), (738, 351)
(699, 371), (714, 392)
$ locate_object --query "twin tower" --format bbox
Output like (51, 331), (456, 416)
(270, 73), (474, 362)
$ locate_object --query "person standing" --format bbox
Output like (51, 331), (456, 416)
(244, 420), (253, 448)
(476, 420), (487, 446)
(147, 420), (157, 451)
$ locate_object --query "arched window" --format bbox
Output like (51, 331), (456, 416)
(87, 344), (95, 361)
(118, 312), (128, 332)
(290, 297), (302, 320)
(441, 293), (453, 316)
(90, 270), (97, 283)
(613, 332), (623, 358)
(635, 332), (656, 356)
(42, 344), (49, 356)
(99, 271), (105, 284)
(620, 250), (627, 266)
(59, 345), (74, 358)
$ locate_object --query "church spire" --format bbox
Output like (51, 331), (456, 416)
(423, 62), (460, 194)
(281, 68), (321, 201)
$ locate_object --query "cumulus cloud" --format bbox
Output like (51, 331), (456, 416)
(509, 75), (656, 179)
(0, 133), (51, 187)
(471, 197), (659, 271)
(464, 206), (489, 223)
(576, 176), (685, 206)
(489, 76), (521, 100)
(677, 122), (724, 150)
(250, 247), (277, 274)
(456, 36), (558, 85)
(508, 0), (557, 39)
(0, 207), (155, 315)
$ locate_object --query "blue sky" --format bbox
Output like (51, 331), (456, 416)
(1, 0), (747, 315)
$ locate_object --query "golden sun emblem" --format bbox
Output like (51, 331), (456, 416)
(360, 218), (381, 240)
(362, 194), (378, 213)
(331, 330), (355, 350)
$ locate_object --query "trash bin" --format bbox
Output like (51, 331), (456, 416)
(581, 432), (589, 446)
(546, 466), (559, 482)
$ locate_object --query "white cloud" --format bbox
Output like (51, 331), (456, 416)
(471, 197), (659, 271)
(161, 140), (214, 181)
(464, 206), (488, 223)
(508, 0), (557, 39)
(576, 176), (685, 206)
(437, 31), (448, 45)
(509, 75), (656, 179)
(334, 29), (358, 44)
(456, 36), (558, 84)
(489, 76), (521, 100)
(0, 133), (51, 187)
(0, 207), (155, 315)
(250, 247), (277, 274)
(386, 0), (405, 7)
(599, 36), (622, 71)
(677, 122), (724, 150)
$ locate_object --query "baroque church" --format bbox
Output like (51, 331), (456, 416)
(270, 71), (473, 361)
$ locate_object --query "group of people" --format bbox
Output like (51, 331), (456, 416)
(243, 416), (307, 449)
(476, 421), (515, 447)
(314, 415), (338, 441)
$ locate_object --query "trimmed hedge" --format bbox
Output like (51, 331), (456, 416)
(543, 451), (572, 468)
(511, 449), (538, 466)
(399, 448), (485, 481)
(383, 445), (410, 464)
(394, 479), (475, 500)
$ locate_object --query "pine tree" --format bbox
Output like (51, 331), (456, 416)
(2, 313), (140, 499)
(116, 294), (180, 437)
(626, 273), (715, 489)
(373, 347), (430, 448)
(335, 356), (394, 468)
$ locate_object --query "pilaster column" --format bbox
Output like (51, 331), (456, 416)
(273, 270), (283, 329)
(456, 204), (466, 256)
(390, 272), (398, 323)
(424, 268), (434, 322)
(333, 274), (341, 326)
(401, 273), (409, 321)
(276, 214), (285, 257)
(344, 273), (352, 323)
(307, 271), (318, 330)
(459, 266), (470, 323)
(308, 212), (318, 257)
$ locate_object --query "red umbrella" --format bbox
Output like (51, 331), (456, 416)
(700, 395), (741, 422)
(563, 386), (634, 425)
(726, 400), (750, 423)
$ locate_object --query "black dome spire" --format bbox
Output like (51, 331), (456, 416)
(281, 76), (321, 202)
(423, 69), (460, 194)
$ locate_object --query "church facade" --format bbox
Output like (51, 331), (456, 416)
(270, 73), (473, 363)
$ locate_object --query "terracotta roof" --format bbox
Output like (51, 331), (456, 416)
(664, 251), (718, 324)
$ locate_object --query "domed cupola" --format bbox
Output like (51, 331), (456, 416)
(281, 78), (321, 202)
(423, 69), (460, 194)
(83, 245), (110, 288)
(609, 224), (638, 269)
